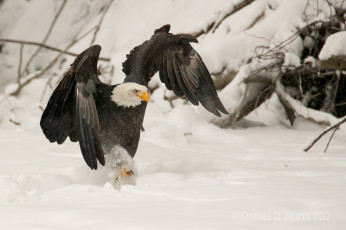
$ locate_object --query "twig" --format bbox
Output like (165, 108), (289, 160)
(17, 44), (24, 86)
(9, 119), (21, 126)
(164, 94), (179, 108)
(304, 116), (346, 152)
(244, 11), (265, 30)
(90, 0), (114, 46)
(324, 126), (338, 153)
(211, 0), (256, 33)
(22, 0), (67, 75)
(192, 0), (255, 37)
(341, 0), (346, 9)
(334, 101), (346, 107)
(9, 26), (97, 96)
(210, 67), (227, 76)
(256, 20), (324, 59)
(0, 38), (111, 62)
(39, 74), (55, 102)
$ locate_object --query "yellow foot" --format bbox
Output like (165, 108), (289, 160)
(116, 168), (134, 182)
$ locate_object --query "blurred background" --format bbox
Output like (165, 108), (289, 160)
(0, 0), (345, 128)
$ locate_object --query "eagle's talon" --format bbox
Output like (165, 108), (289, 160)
(115, 168), (134, 182)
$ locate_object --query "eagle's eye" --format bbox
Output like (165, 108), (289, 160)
(134, 89), (139, 93)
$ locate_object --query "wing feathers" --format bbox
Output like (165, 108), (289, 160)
(93, 131), (105, 166)
(40, 71), (75, 143)
(76, 83), (102, 170)
(173, 58), (199, 105)
(185, 66), (200, 88)
(167, 54), (183, 96)
(40, 45), (105, 170)
(122, 25), (228, 117)
(181, 65), (197, 93)
(177, 34), (198, 43)
(161, 56), (172, 90)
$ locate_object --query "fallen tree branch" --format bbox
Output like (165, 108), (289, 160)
(304, 116), (346, 152)
(275, 81), (332, 126)
(212, 70), (237, 90)
(214, 80), (274, 128)
(0, 38), (111, 62)
(277, 92), (296, 126)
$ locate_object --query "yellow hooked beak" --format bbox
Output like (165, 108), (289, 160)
(137, 90), (149, 103)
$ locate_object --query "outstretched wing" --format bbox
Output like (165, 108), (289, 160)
(40, 45), (105, 169)
(122, 24), (228, 117)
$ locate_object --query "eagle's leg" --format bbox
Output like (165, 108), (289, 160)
(116, 168), (135, 182)
(104, 146), (136, 183)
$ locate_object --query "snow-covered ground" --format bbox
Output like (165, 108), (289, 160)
(1, 0), (346, 229)
(0, 98), (345, 230)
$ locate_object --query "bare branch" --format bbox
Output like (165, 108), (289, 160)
(277, 90), (296, 126)
(324, 126), (338, 153)
(211, 0), (256, 33)
(9, 119), (21, 126)
(23, 0), (67, 75)
(17, 44), (24, 85)
(163, 94), (187, 109)
(191, 0), (255, 37)
(0, 38), (111, 62)
(39, 74), (55, 102)
(90, 0), (114, 46)
(212, 70), (237, 90)
(304, 116), (346, 152)
(9, 26), (97, 96)
(244, 11), (265, 30)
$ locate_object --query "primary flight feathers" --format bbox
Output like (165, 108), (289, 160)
(123, 24), (227, 116)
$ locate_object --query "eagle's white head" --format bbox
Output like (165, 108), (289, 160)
(111, 82), (149, 108)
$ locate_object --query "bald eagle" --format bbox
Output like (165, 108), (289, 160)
(40, 25), (227, 180)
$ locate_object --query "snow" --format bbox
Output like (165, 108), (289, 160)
(197, 0), (307, 73)
(283, 52), (301, 69)
(319, 31), (346, 60)
(304, 56), (317, 67)
(1, 102), (346, 229)
(0, 0), (346, 229)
